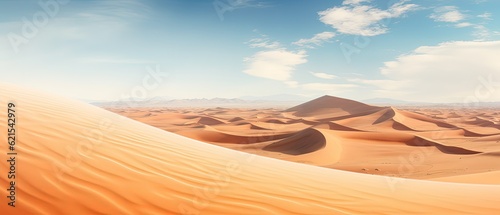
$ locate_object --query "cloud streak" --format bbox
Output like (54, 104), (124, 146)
(318, 0), (418, 36)
(247, 36), (280, 49)
(302, 83), (357, 92)
(293, 32), (335, 48)
(310, 72), (337, 80)
(243, 49), (307, 81)
(430, 6), (464, 23)
(378, 41), (500, 102)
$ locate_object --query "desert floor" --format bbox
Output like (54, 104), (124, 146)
(1, 83), (499, 215)
(108, 96), (500, 184)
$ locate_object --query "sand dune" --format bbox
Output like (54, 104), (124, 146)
(464, 117), (500, 129)
(433, 171), (500, 184)
(262, 128), (342, 166)
(286, 95), (383, 118)
(333, 107), (458, 132)
(313, 121), (363, 131)
(228, 116), (245, 122)
(196, 116), (226, 125)
(2, 83), (500, 214)
(176, 126), (293, 144)
(111, 95), (500, 183)
(333, 132), (480, 154)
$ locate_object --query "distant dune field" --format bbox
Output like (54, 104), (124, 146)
(112, 96), (500, 183)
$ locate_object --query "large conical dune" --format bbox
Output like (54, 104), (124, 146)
(286, 95), (383, 118)
(2, 83), (500, 215)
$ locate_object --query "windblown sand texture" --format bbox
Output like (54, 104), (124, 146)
(1, 84), (500, 215)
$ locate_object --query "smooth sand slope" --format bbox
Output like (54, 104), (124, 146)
(1, 83), (500, 215)
(434, 171), (500, 184)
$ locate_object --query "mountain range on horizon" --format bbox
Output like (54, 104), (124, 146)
(91, 94), (500, 108)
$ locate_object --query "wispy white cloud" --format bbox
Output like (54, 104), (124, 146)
(430, 6), (464, 23)
(80, 0), (150, 19)
(318, 0), (418, 36)
(213, 0), (269, 21)
(243, 49), (307, 81)
(292, 32), (335, 48)
(38, 0), (150, 42)
(473, 25), (490, 40)
(378, 41), (500, 102)
(301, 83), (357, 91)
(472, 12), (497, 40)
(285, 80), (299, 88)
(347, 78), (409, 91)
(455, 22), (473, 28)
(0, 0), (151, 55)
(429, 7), (497, 40)
(472, 25), (500, 41)
(244, 32), (309, 87)
(478, 12), (492, 20)
(224, 0), (268, 9)
(246, 36), (280, 49)
(342, 0), (370, 5)
(310, 72), (337, 80)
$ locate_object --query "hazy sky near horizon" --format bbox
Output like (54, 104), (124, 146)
(1, 0), (500, 103)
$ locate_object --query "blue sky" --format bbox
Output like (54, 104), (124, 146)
(1, 0), (499, 103)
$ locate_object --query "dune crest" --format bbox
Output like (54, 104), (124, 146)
(286, 95), (383, 117)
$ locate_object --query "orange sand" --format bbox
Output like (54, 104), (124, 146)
(1, 84), (500, 214)
(111, 96), (500, 183)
